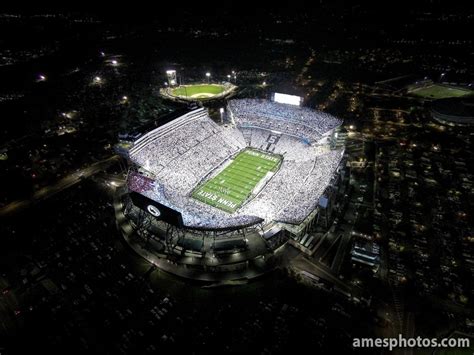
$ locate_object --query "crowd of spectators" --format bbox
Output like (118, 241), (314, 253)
(126, 105), (343, 229)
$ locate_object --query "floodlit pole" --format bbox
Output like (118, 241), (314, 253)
(206, 72), (211, 84)
(166, 70), (177, 87)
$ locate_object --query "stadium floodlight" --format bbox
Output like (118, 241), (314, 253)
(100, 51), (105, 57)
(37, 74), (47, 82)
(122, 95), (128, 101)
(111, 59), (118, 66)
(206, 72), (211, 83)
(262, 81), (266, 86)
(166, 70), (177, 87)
(93, 76), (102, 84)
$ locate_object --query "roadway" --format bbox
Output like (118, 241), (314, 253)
(0, 155), (121, 217)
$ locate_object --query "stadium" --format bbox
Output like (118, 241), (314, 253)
(160, 83), (237, 102)
(115, 94), (346, 281)
(407, 82), (474, 100)
(159, 70), (237, 102)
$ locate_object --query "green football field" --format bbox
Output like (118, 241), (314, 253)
(409, 84), (473, 99)
(171, 84), (225, 98)
(192, 149), (282, 213)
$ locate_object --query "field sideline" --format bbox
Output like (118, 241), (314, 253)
(192, 149), (282, 213)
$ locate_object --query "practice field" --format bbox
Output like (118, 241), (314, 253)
(171, 84), (226, 99)
(408, 84), (473, 99)
(192, 149), (282, 213)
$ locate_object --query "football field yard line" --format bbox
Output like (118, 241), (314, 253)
(192, 149), (282, 213)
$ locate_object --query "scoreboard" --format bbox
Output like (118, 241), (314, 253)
(272, 92), (302, 106)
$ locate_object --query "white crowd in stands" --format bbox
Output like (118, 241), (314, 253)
(228, 98), (342, 143)
(128, 101), (343, 229)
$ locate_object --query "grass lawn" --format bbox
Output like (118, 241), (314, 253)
(409, 84), (473, 99)
(192, 149), (281, 213)
(172, 84), (225, 98)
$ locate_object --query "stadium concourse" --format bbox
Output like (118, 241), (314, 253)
(116, 98), (345, 280)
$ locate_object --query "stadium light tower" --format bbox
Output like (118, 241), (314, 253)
(166, 70), (177, 86)
(206, 72), (211, 83)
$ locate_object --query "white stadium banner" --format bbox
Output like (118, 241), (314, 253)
(273, 93), (302, 106)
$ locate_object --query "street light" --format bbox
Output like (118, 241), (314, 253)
(37, 74), (47, 82)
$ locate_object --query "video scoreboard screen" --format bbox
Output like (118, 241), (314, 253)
(273, 92), (302, 106)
